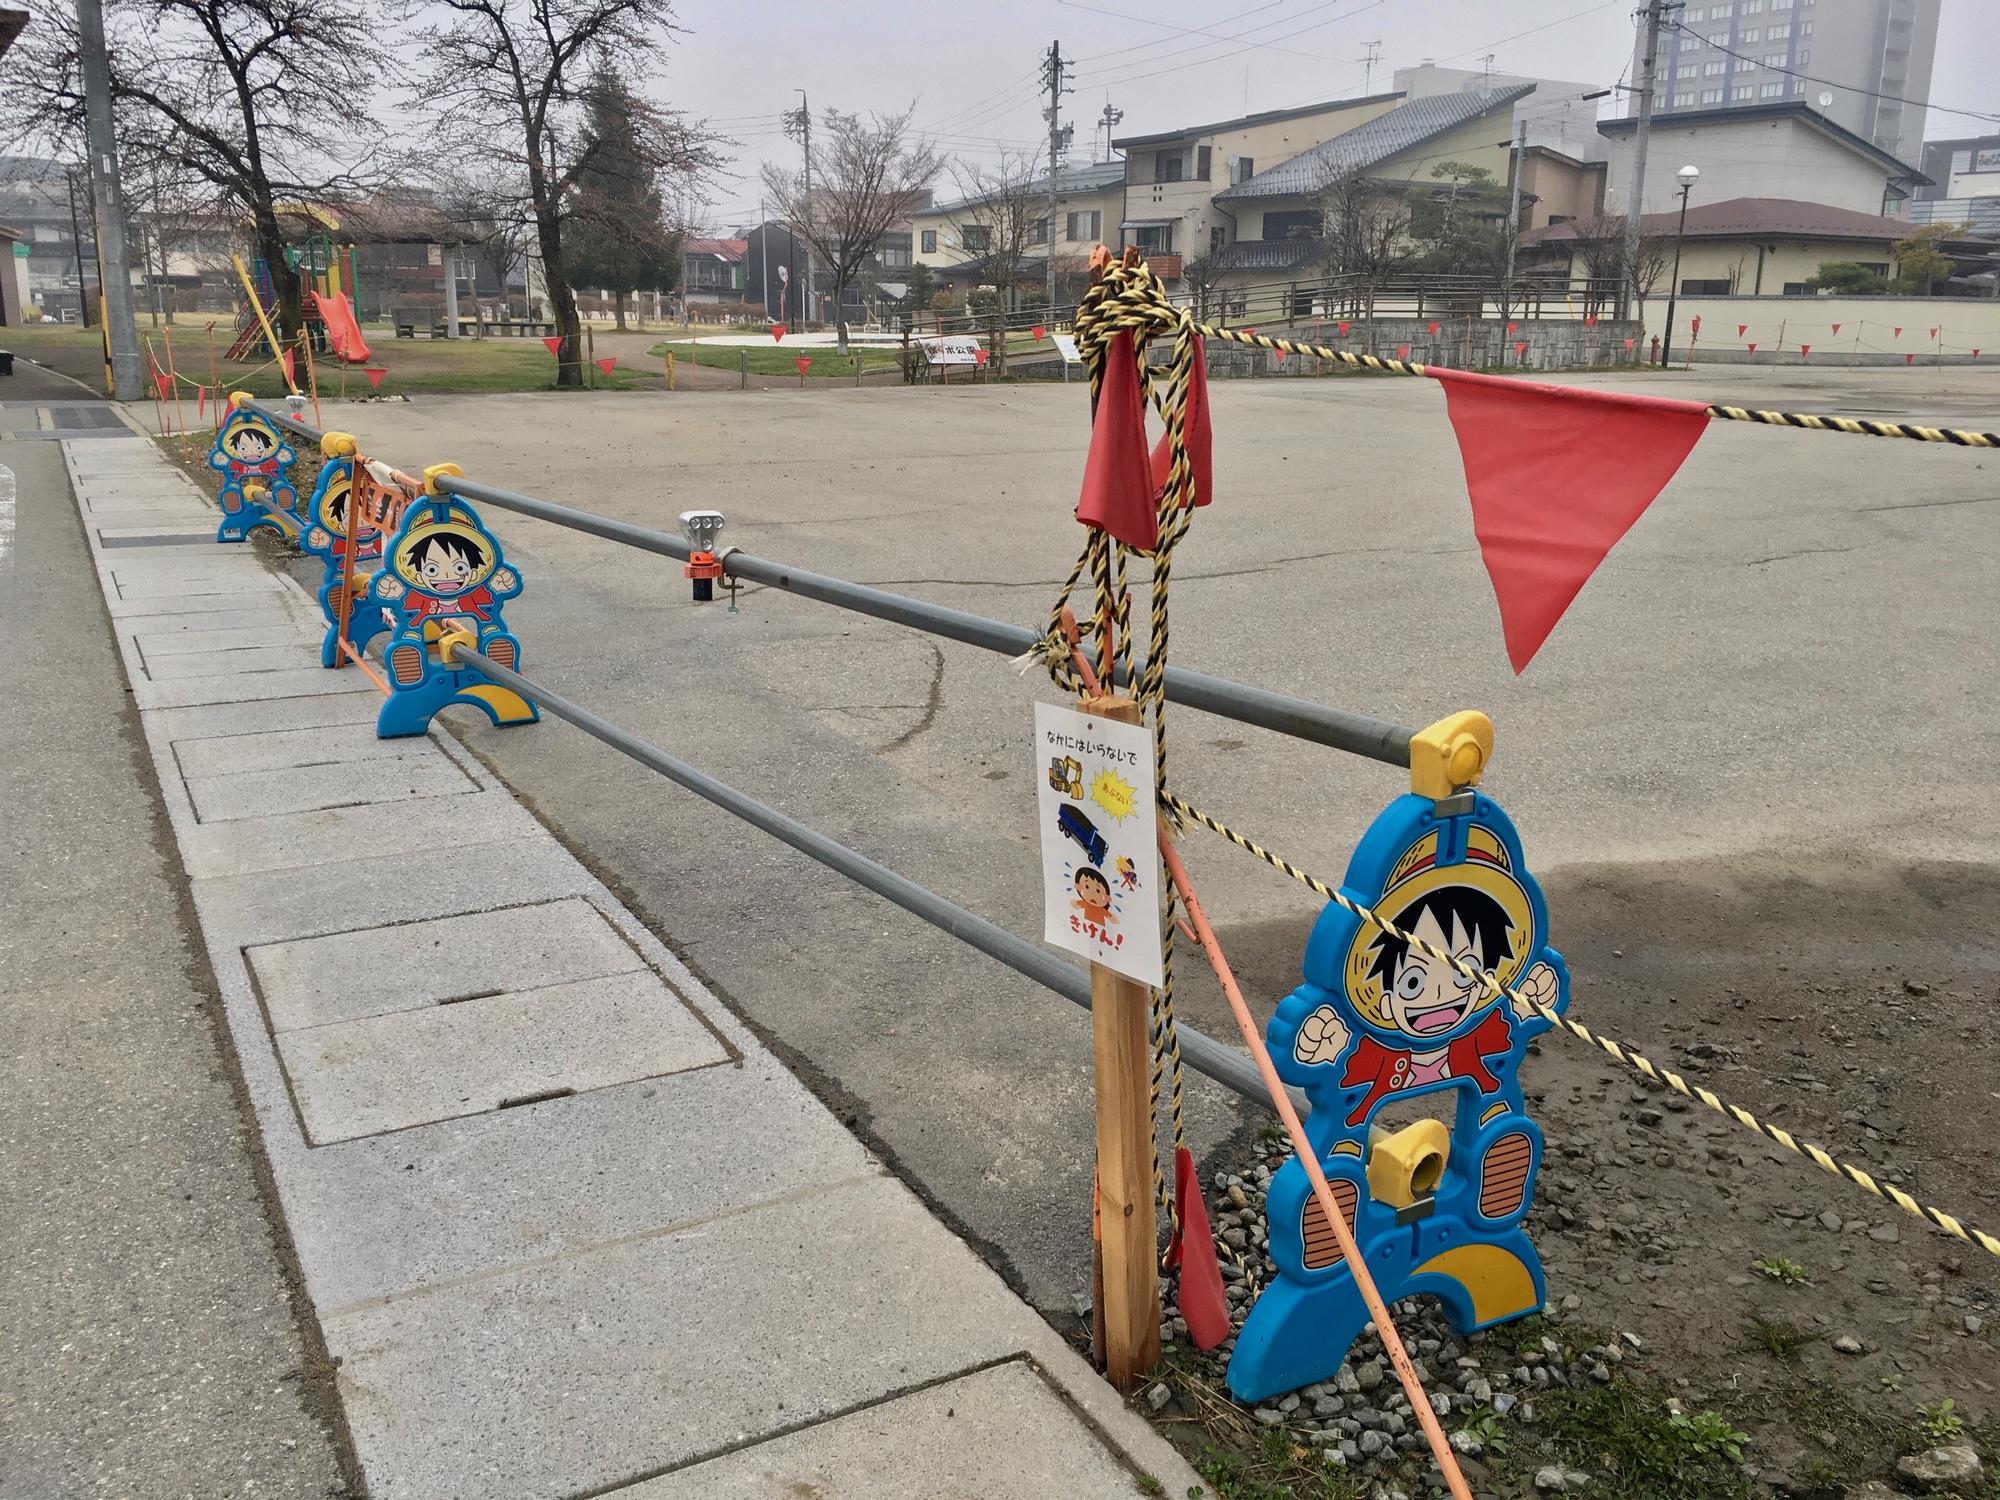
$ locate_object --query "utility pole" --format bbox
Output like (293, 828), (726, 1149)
(1361, 40), (1382, 93)
(786, 91), (814, 325)
(1621, 0), (1675, 323)
(65, 169), (93, 328)
(1042, 40), (1072, 317)
(77, 0), (143, 399)
(1501, 117), (1527, 311)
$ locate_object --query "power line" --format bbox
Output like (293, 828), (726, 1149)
(1060, 0), (1358, 68)
(1072, 0), (1388, 91)
(1067, 0), (1295, 65)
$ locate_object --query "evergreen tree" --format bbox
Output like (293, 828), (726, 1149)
(569, 66), (683, 330)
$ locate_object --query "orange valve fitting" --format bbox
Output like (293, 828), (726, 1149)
(680, 509), (726, 603)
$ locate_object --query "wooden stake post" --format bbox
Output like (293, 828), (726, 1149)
(1084, 690), (1162, 1391)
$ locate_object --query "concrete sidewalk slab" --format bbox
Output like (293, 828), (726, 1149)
(139, 620), (322, 657)
(62, 437), (1201, 1500)
(142, 641), (322, 679)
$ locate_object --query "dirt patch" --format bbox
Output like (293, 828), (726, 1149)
(1171, 851), (2000, 1492)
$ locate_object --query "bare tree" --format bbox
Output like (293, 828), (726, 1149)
(407, 0), (720, 386)
(1565, 215), (1672, 324)
(2, 0), (395, 341)
(433, 172), (537, 324)
(760, 106), (939, 354)
(1310, 163), (1411, 338)
(937, 150), (1044, 375)
(1180, 254), (1222, 322)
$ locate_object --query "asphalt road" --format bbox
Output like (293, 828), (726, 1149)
(306, 362), (2000, 1317)
(0, 430), (350, 1498)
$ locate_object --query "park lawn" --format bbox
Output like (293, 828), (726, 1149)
(652, 339), (906, 378)
(3, 320), (664, 397)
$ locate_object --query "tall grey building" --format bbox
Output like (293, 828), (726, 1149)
(1639, 0), (1939, 165)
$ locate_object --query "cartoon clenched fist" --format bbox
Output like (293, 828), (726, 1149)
(1509, 961), (1560, 1024)
(1294, 1004), (1351, 1067)
(374, 575), (405, 602)
(306, 526), (331, 551)
(491, 566), (517, 594)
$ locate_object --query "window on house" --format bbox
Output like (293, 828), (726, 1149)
(1791, 77), (1807, 92)
(921, 229), (937, 253)
(1742, 0), (1762, 11)
(1700, 87), (1724, 103)
(1760, 80), (1783, 96)
(1781, 281), (1809, 294)
(1130, 223), (1173, 253)
(1065, 209), (1101, 241)
(1261, 209), (1319, 240)
(1681, 277), (1733, 294)
(1674, 91), (1695, 106)
(1767, 21), (1789, 36)
(1158, 151), (1185, 182)
(1209, 225), (1227, 254)
(1765, 52), (1785, 65)
(1231, 156), (1254, 184)
(1734, 85), (1756, 99)
(1031, 217), (1051, 244)
(1739, 26), (1760, 42)
(1703, 60), (1725, 74)
(960, 224), (991, 251)
(1798, 17), (1811, 32)
(1197, 145), (1212, 179)
(1707, 31), (1728, 46)
(1797, 47), (1809, 62)
(1684, 6), (1704, 19)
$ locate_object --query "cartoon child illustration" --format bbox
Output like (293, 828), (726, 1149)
(1072, 867), (1116, 929)
(1115, 854), (1141, 892)
(396, 531), (495, 629)
(1294, 858), (1559, 1127)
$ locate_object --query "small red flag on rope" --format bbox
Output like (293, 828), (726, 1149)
(542, 335), (563, 358)
(1737, 324), (1748, 337)
(1032, 324), (1047, 342)
(279, 349), (295, 385)
(364, 367), (387, 390)
(596, 356), (617, 376)
(1426, 321), (1440, 336)
(795, 355), (813, 375)
(1800, 344), (1811, 359)
(1273, 346), (1287, 363)
(771, 323), (788, 343)
(1893, 327), (1903, 338)
(1975, 349), (1983, 359)
(1513, 340), (1528, 359)
(1396, 344), (1411, 360)
(1337, 320), (1351, 337)
(1435, 370), (1710, 673)
(1162, 1145), (1229, 1350)
(1506, 321), (1519, 334)
(153, 365), (172, 400)
(1149, 335), (1211, 511)
(1831, 323), (1842, 336)
(1585, 315), (1598, 328)
(1076, 331), (1157, 551)
(973, 346), (991, 367)
(196, 384), (208, 417)
(1623, 337), (1635, 353)
(1747, 342), (1758, 353)
(1929, 327), (1939, 340)
(1906, 353), (1916, 365)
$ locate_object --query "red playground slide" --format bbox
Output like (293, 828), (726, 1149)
(312, 290), (372, 364)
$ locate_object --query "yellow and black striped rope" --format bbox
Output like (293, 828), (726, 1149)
(1161, 791), (2000, 1262)
(1188, 319), (2000, 449)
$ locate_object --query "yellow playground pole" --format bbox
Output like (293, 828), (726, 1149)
(231, 253), (298, 394)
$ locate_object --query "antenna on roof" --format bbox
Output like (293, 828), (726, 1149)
(1097, 101), (1124, 163)
(1362, 40), (1382, 94)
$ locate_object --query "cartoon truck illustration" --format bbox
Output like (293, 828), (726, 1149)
(1057, 802), (1108, 865)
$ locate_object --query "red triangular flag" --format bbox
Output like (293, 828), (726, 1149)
(1975, 349), (1982, 358)
(1513, 340), (1527, 358)
(1426, 321), (1440, 336)
(542, 335), (563, 358)
(1436, 369), (1710, 673)
(279, 349), (295, 385)
(1623, 337), (1635, 353)
(1893, 327), (1902, 338)
(1906, 353), (1915, 365)
(1149, 334), (1212, 511)
(1396, 344), (1411, 360)
(1585, 315), (1598, 328)
(1747, 342), (1758, 353)
(795, 355), (812, 375)
(1506, 321), (1518, 334)
(196, 384), (207, 416)
(771, 323), (788, 343)
(973, 346), (991, 367)
(1032, 324), (1046, 342)
(1736, 324), (1747, 337)
(1273, 346), (1287, 363)
(596, 356), (616, 376)
(1337, 321), (1351, 337)
(1076, 331), (1156, 551)
(1929, 327), (1939, 340)
(1160, 1146), (1229, 1350)
(364, 366), (386, 390)
(1831, 323), (1842, 335)
(1800, 344), (1811, 358)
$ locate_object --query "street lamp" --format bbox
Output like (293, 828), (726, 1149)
(1661, 164), (1699, 367)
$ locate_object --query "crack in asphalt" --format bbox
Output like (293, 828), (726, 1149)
(878, 640), (947, 753)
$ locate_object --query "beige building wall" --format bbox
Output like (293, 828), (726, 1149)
(1656, 292), (2000, 357)
(1537, 233), (1906, 298)
(907, 181), (1125, 275)
(1122, 96), (1403, 258)
(1602, 117), (1903, 217)
(1517, 154), (1605, 228)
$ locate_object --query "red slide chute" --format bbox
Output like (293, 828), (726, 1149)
(311, 291), (372, 364)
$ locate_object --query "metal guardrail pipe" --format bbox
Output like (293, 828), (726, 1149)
(251, 400), (1414, 765)
(456, 647), (1293, 1115)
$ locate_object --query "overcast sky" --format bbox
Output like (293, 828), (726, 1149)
(644, 0), (1997, 229)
